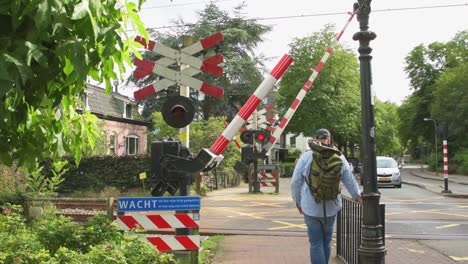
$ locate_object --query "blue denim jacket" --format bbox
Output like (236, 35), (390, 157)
(291, 150), (361, 217)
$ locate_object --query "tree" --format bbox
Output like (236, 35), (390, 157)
(0, 0), (147, 170)
(130, 2), (271, 121)
(399, 31), (468, 158)
(374, 99), (403, 157)
(277, 24), (361, 148)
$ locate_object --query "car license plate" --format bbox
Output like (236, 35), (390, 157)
(378, 177), (391, 182)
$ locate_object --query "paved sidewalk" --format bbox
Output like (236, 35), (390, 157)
(404, 167), (468, 198)
(211, 236), (457, 264)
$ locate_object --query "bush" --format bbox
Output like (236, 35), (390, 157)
(82, 214), (124, 250)
(453, 149), (468, 175)
(0, 204), (175, 263)
(0, 187), (28, 207)
(279, 162), (296, 177)
(40, 155), (152, 193)
(0, 204), (51, 264)
(33, 214), (85, 254)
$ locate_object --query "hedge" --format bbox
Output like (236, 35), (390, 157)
(41, 156), (152, 192)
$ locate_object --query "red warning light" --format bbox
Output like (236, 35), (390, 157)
(256, 133), (265, 141)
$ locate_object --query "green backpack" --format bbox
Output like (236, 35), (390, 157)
(307, 141), (343, 202)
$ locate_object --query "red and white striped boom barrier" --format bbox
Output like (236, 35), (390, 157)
(224, 120), (242, 151)
(262, 10), (357, 153)
(132, 32), (224, 100)
(210, 55), (293, 156)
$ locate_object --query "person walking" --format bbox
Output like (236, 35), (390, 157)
(291, 128), (362, 264)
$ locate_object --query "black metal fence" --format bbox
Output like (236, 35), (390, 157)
(336, 196), (385, 264)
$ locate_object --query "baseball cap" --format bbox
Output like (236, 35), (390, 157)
(315, 128), (331, 140)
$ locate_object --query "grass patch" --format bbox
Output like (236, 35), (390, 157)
(199, 235), (224, 264)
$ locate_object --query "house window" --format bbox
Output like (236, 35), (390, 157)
(290, 136), (296, 148)
(125, 104), (133, 119)
(109, 133), (117, 155)
(126, 135), (139, 155)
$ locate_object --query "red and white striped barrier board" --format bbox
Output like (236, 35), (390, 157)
(133, 32), (224, 100)
(210, 55), (293, 156)
(146, 235), (200, 252)
(262, 11), (357, 153)
(258, 172), (276, 179)
(260, 181), (277, 187)
(117, 213), (199, 231)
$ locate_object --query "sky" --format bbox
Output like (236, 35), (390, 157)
(130, 0), (468, 105)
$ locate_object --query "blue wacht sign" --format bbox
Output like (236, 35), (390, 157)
(117, 196), (201, 212)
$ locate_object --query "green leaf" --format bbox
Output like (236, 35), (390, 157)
(71, 0), (89, 20)
(25, 41), (48, 67)
(63, 57), (74, 76)
(35, 0), (51, 30)
(54, 108), (62, 121)
(4, 53), (32, 86)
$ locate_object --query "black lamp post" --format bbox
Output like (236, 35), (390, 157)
(424, 117), (438, 176)
(353, 1), (386, 263)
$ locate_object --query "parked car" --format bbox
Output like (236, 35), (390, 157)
(376, 156), (402, 188)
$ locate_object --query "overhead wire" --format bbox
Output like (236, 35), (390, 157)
(136, 3), (468, 30)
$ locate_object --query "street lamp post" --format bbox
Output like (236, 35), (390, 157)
(353, 1), (386, 263)
(424, 118), (438, 176)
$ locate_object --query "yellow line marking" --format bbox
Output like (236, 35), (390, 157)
(458, 206), (468, 208)
(450, 256), (468, 261)
(268, 220), (307, 230)
(386, 212), (404, 216)
(411, 210), (468, 218)
(408, 249), (425, 253)
(385, 197), (445, 203)
(207, 207), (265, 219)
(436, 223), (460, 229)
(245, 201), (286, 207)
(252, 209), (297, 216)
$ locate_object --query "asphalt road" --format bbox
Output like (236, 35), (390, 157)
(199, 169), (468, 262)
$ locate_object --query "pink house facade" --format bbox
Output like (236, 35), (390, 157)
(84, 84), (150, 156)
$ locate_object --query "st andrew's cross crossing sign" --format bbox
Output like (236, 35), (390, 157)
(132, 32), (225, 101)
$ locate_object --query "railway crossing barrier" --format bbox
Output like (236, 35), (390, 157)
(256, 164), (279, 193)
(117, 196), (201, 260)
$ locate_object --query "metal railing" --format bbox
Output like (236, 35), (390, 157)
(336, 196), (385, 264)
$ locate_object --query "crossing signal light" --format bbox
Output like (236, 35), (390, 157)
(255, 131), (269, 144)
(161, 96), (195, 128)
(240, 130), (271, 145)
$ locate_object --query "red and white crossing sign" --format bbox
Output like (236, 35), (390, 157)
(241, 104), (276, 133)
(117, 213), (199, 231)
(132, 32), (225, 100)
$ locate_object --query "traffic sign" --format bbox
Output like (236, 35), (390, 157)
(242, 104), (276, 132)
(132, 32), (225, 101)
(117, 196), (201, 212)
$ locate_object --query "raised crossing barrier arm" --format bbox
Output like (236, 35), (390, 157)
(168, 55), (293, 173)
(261, 10), (357, 154)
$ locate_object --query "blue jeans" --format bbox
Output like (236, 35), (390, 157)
(304, 214), (336, 264)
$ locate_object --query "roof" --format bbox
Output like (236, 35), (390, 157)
(85, 84), (150, 126)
